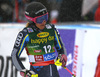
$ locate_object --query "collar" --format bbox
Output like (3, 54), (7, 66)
(30, 24), (44, 32)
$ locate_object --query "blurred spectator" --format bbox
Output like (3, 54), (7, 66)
(50, 10), (59, 24)
(14, 0), (31, 22)
(48, 0), (63, 24)
(1, 0), (96, 23)
(95, 0), (100, 21)
(0, 0), (14, 22)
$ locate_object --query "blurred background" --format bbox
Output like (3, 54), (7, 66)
(0, 0), (99, 23)
(0, 0), (100, 77)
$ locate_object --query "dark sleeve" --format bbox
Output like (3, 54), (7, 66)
(54, 26), (67, 55)
(11, 28), (29, 71)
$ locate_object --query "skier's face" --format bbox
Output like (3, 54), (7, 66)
(35, 20), (46, 30)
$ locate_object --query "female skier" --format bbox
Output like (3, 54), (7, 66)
(11, 2), (67, 77)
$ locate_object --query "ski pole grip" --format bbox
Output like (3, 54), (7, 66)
(55, 59), (62, 66)
(31, 74), (38, 77)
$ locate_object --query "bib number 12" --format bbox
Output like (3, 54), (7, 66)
(43, 45), (51, 53)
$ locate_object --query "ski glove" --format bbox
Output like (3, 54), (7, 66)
(57, 54), (67, 67)
(20, 69), (35, 77)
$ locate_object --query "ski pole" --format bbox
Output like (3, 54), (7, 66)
(63, 66), (76, 77)
(55, 59), (76, 77)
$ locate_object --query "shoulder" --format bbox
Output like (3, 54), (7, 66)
(17, 27), (29, 38)
(14, 28), (28, 48)
(45, 24), (56, 29)
(20, 27), (28, 35)
(22, 27), (34, 33)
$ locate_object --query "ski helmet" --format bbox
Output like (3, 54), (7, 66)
(25, 2), (48, 24)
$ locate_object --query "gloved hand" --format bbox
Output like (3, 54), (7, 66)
(57, 54), (67, 67)
(20, 69), (35, 77)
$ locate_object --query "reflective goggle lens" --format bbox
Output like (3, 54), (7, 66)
(36, 13), (48, 24)
(25, 13), (48, 24)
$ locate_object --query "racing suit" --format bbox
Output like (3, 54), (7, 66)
(11, 24), (66, 77)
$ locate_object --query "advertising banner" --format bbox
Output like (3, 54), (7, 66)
(0, 24), (85, 77)
(58, 29), (84, 77)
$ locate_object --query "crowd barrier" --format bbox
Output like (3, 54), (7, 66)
(0, 23), (100, 77)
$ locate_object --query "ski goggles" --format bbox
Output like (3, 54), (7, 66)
(25, 12), (48, 24)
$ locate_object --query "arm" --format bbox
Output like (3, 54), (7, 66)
(11, 28), (29, 71)
(54, 26), (67, 55)
(54, 26), (67, 67)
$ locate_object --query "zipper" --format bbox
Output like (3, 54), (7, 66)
(50, 65), (52, 76)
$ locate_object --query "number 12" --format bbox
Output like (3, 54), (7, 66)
(43, 45), (51, 53)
